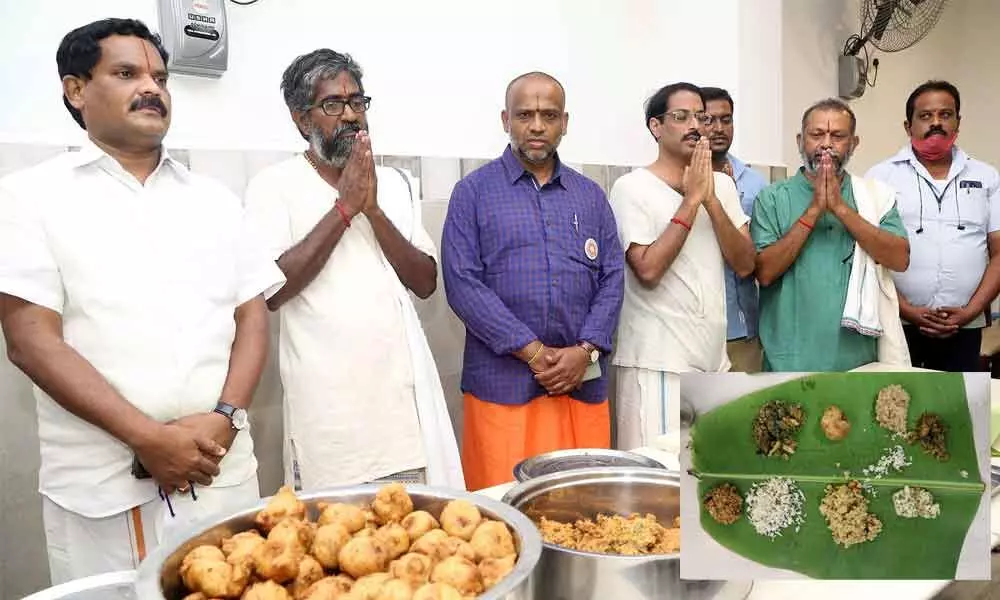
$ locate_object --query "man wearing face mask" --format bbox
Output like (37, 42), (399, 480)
(442, 72), (624, 490)
(609, 82), (754, 449)
(752, 98), (910, 371)
(0, 18), (285, 582)
(866, 81), (1000, 372)
(701, 87), (769, 373)
(244, 49), (464, 490)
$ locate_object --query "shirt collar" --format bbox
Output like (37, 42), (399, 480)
(728, 153), (748, 180)
(889, 143), (968, 177)
(500, 144), (566, 188)
(67, 137), (189, 182)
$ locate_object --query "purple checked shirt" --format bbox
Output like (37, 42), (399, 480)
(442, 145), (625, 406)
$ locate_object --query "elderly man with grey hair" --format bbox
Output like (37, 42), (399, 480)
(244, 49), (465, 490)
(751, 98), (910, 372)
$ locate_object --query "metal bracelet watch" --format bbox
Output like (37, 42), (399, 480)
(577, 341), (599, 364)
(213, 401), (249, 431)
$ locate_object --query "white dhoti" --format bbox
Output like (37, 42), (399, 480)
(614, 367), (680, 450)
(42, 476), (260, 586)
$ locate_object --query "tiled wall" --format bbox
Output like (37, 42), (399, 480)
(0, 142), (783, 597)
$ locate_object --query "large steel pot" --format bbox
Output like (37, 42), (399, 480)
(512, 448), (665, 482)
(135, 484), (542, 599)
(502, 467), (751, 600)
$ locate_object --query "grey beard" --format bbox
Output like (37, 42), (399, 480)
(308, 125), (360, 168)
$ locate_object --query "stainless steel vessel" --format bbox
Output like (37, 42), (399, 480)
(135, 484), (542, 600)
(513, 448), (665, 482)
(502, 467), (751, 600)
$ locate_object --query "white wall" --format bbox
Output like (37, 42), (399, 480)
(0, 0), (774, 167)
(780, 0), (858, 170)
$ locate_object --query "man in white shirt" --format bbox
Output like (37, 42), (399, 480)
(0, 18), (284, 585)
(866, 81), (1000, 372)
(610, 82), (755, 449)
(244, 49), (464, 491)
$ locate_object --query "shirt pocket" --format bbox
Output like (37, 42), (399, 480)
(479, 202), (539, 275)
(957, 185), (990, 234)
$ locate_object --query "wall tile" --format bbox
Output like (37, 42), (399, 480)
(419, 157), (461, 201)
(244, 150), (296, 183)
(581, 164), (609, 193)
(607, 165), (632, 191)
(460, 158), (490, 178)
(0, 144), (64, 177)
(188, 149), (248, 197)
(382, 155), (421, 181)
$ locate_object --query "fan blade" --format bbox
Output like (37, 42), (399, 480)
(869, 0), (897, 41)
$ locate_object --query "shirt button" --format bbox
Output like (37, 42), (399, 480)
(552, 279), (558, 286)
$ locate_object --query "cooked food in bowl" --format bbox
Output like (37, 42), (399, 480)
(175, 484), (519, 599)
(535, 512), (680, 556)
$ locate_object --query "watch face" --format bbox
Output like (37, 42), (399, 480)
(232, 408), (249, 430)
(590, 350), (599, 363)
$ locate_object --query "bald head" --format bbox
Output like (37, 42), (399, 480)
(504, 71), (565, 111)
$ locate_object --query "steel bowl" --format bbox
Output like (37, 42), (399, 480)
(135, 484), (542, 599)
(502, 467), (750, 600)
(513, 448), (666, 482)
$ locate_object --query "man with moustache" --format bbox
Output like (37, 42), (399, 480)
(244, 49), (464, 491)
(0, 18), (285, 582)
(609, 82), (755, 449)
(701, 87), (768, 373)
(866, 81), (1000, 372)
(441, 72), (624, 490)
(752, 98), (910, 371)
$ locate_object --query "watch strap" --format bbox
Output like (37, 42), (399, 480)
(214, 402), (237, 419)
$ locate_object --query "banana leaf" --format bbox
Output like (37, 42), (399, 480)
(690, 372), (985, 579)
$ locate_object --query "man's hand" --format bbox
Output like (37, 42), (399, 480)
(902, 302), (959, 338)
(534, 347), (590, 396)
(335, 131), (372, 218)
(931, 305), (978, 330)
(820, 155), (846, 216)
(170, 412), (236, 463)
(682, 138), (713, 205)
(132, 423), (226, 494)
(359, 131), (381, 217)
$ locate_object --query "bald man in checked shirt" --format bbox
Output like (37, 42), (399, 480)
(442, 72), (625, 490)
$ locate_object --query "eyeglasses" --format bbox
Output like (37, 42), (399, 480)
(311, 95), (371, 117)
(703, 114), (734, 127)
(661, 109), (712, 126)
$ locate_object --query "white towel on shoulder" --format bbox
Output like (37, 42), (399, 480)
(842, 175), (911, 366)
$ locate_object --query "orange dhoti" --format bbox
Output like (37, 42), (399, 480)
(460, 392), (611, 491)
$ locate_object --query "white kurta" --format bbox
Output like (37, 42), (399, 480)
(245, 156), (463, 490)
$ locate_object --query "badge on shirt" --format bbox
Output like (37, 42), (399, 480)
(584, 238), (599, 261)
(959, 180), (983, 189)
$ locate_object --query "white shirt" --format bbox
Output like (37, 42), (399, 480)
(610, 170), (749, 372)
(0, 141), (286, 518)
(866, 146), (1000, 328)
(244, 157), (433, 488)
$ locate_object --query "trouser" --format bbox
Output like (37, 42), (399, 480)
(726, 337), (763, 373)
(42, 475), (260, 587)
(903, 325), (983, 372)
(614, 367), (681, 451)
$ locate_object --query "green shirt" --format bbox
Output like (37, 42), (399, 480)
(751, 169), (907, 372)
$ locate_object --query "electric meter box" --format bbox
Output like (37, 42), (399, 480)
(157, 0), (229, 78)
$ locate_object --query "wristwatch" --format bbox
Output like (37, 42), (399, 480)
(214, 402), (249, 431)
(578, 341), (600, 364)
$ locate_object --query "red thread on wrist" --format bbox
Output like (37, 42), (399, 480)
(335, 203), (352, 228)
(797, 217), (814, 231)
(671, 217), (692, 231)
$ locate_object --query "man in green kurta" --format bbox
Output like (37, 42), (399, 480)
(751, 99), (910, 372)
